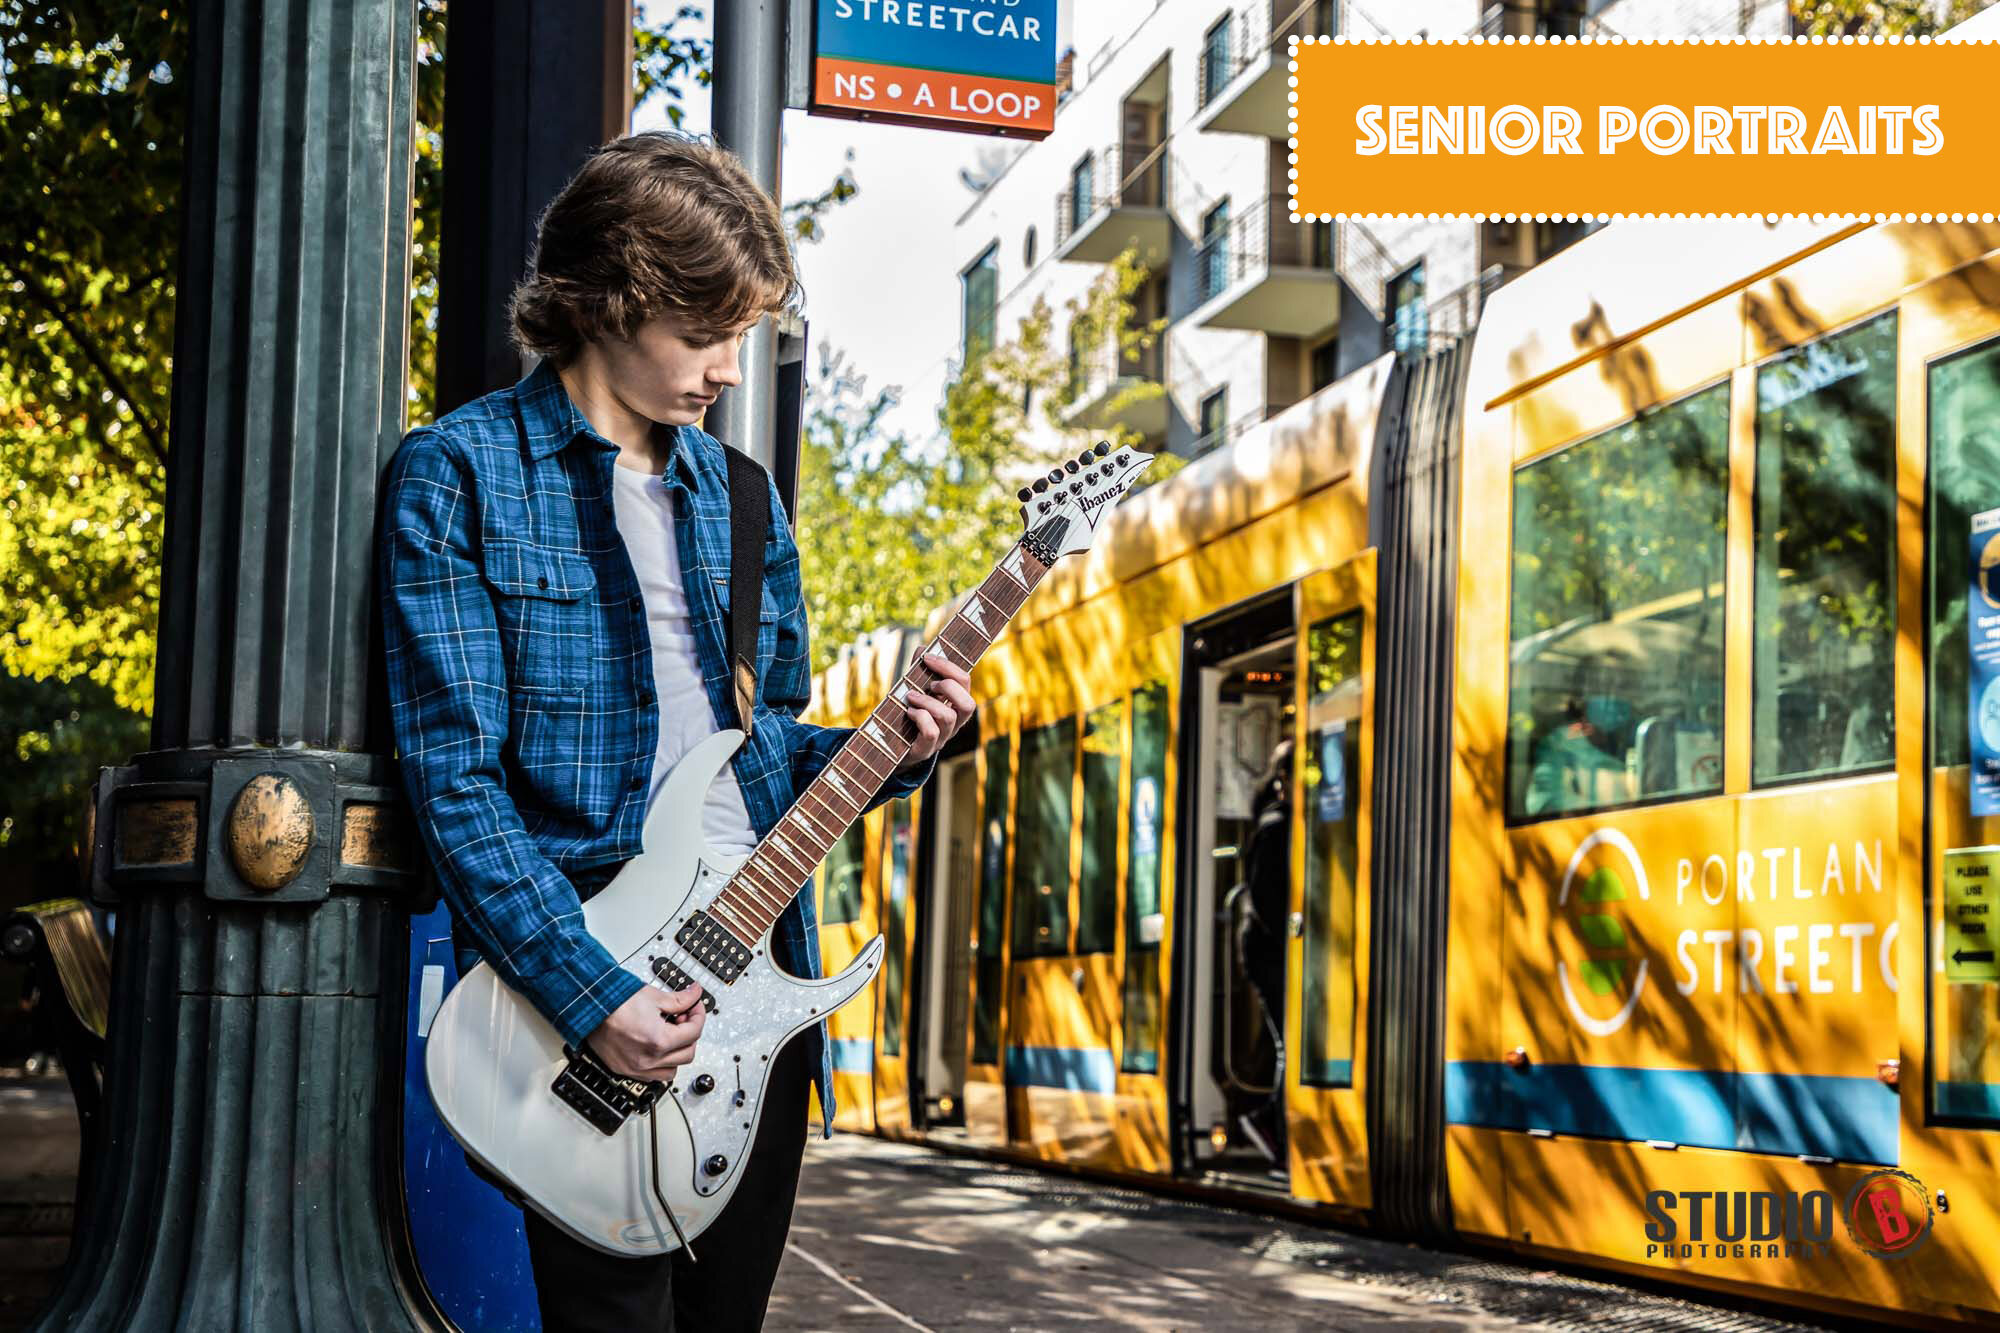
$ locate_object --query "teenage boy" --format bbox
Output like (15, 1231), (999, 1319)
(378, 131), (974, 1332)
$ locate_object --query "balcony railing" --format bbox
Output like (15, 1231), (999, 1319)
(1189, 405), (1266, 461)
(1055, 141), (1168, 251)
(1198, 0), (1340, 110)
(1193, 194), (1334, 307)
(1066, 330), (1164, 404)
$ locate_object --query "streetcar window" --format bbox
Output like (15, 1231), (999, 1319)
(1926, 333), (2000, 1126)
(1077, 700), (1125, 955)
(1507, 381), (1730, 821)
(1012, 717), (1077, 957)
(822, 822), (866, 925)
(1301, 612), (1363, 1087)
(881, 796), (913, 1058)
(1753, 313), (1898, 786)
(1932, 335), (2000, 771)
(972, 733), (1011, 1067)
(1121, 680), (1170, 1075)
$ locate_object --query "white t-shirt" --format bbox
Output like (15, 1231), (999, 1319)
(609, 459), (758, 859)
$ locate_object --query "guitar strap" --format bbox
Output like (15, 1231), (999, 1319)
(721, 443), (769, 739)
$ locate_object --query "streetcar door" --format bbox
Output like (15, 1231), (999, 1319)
(915, 747), (980, 1129)
(1173, 591), (1296, 1184)
(1287, 554), (1377, 1211)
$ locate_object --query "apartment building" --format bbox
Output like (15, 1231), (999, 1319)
(949, 0), (1793, 462)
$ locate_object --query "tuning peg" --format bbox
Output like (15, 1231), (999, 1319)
(1094, 441), (1111, 456)
(1115, 453), (1129, 465)
(1017, 487), (1032, 502)
(1064, 460), (1079, 474)
(1077, 449), (1095, 464)
(1033, 478), (1047, 493)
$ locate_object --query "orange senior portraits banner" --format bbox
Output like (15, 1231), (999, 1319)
(1289, 37), (1998, 218)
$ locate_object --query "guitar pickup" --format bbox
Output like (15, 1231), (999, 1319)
(649, 956), (717, 1012)
(551, 1044), (665, 1137)
(674, 910), (752, 985)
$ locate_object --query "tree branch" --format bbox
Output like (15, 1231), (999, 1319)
(2, 255), (169, 468)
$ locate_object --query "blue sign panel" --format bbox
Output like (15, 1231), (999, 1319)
(813, 0), (1059, 136)
(1969, 508), (2000, 815)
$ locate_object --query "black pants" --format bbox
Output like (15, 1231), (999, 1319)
(523, 1037), (814, 1332)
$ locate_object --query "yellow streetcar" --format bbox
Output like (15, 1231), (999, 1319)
(803, 219), (2000, 1327)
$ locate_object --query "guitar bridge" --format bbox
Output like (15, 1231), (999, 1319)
(551, 1044), (665, 1137)
(674, 910), (752, 984)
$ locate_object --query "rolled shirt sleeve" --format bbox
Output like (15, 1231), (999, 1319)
(377, 428), (643, 1048)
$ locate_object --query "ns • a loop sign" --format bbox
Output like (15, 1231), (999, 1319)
(810, 0), (1058, 137)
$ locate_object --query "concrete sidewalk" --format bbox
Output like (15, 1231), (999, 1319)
(766, 1134), (1825, 1333)
(0, 1073), (77, 1333)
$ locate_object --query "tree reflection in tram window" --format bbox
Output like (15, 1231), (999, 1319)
(1012, 718), (1077, 957)
(973, 733), (1011, 1067)
(1927, 332), (2000, 1124)
(1754, 312), (1899, 786)
(1122, 680), (1170, 1075)
(881, 797), (912, 1059)
(822, 822), (866, 925)
(1302, 612), (1363, 1087)
(1077, 701), (1126, 956)
(1507, 381), (1730, 820)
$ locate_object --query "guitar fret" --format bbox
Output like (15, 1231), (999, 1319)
(708, 900), (755, 940)
(764, 830), (812, 881)
(791, 801), (837, 846)
(730, 869), (787, 916)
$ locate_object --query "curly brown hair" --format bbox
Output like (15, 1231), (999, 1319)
(508, 131), (801, 367)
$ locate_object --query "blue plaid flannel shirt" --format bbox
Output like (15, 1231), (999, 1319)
(378, 360), (934, 1130)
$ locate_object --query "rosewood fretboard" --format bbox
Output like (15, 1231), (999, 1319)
(704, 537), (1053, 946)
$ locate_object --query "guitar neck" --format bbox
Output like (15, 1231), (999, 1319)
(709, 537), (1054, 941)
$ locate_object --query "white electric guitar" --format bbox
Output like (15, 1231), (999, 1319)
(424, 440), (1154, 1256)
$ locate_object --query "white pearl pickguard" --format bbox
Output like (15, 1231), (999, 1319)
(423, 728), (883, 1256)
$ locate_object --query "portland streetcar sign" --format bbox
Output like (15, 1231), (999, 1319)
(810, 0), (1059, 137)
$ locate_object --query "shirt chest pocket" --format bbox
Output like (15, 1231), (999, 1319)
(482, 540), (598, 692)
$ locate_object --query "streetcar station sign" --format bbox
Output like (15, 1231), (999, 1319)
(810, 0), (1059, 138)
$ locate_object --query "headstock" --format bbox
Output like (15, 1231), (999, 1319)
(1015, 440), (1157, 564)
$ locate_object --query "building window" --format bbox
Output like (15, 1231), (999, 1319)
(1310, 338), (1338, 392)
(1201, 14), (1234, 107)
(879, 796), (913, 1058)
(1076, 700), (1124, 955)
(1752, 313), (1898, 787)
(1068, 154), (1096, 235)
(1386, 262), (1427, 356)
(1196, 387), (1229, 456)
(960, 243), (998, 362)
(1507, 381), (1730, 821)
(1198, 199), (1231, 305)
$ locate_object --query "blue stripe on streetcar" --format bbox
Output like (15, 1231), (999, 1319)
(1005, 1045), (1117, 1095)
(1938, 1081), (2000, 1120)
(1445, 1061), (1897, 1165)
(829, 1038), (874, 1074)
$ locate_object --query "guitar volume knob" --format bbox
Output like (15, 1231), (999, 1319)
(691, 1073), (716, 1095)
(704, 1154), (729, 1176)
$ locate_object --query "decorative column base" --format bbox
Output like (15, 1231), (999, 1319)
(33, 748), (440, 1331)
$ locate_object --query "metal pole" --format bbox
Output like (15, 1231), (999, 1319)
(711, 0), (788, 488)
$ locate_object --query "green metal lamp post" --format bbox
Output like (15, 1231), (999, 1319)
(34, 1), (441, 1326)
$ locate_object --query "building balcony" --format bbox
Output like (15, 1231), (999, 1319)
(1192, 0), (1336, 139)
(1060, 334), (1167, 440)
(1189, 194), (1337, 339)
(1053, 141), (1172, 267)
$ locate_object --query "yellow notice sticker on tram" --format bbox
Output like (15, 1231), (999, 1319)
(1943, 847), (2000, 983)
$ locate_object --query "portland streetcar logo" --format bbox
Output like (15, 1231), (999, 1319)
(1844, 1169), (1934, 1259)
(1555, 828), (1651, 1036)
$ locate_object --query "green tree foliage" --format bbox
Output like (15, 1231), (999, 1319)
(1788, 0), (1993, 34)
(0, 1), (729, 898)
(799, 250), (1183, 673)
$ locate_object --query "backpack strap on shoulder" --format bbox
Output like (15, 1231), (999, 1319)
(721, 444), (770, 738)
